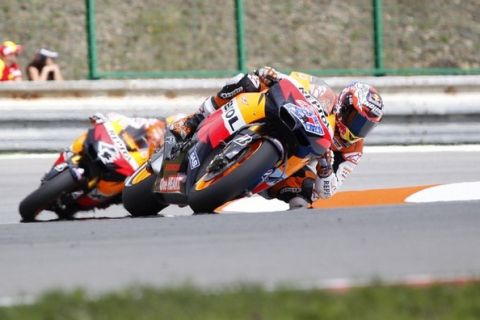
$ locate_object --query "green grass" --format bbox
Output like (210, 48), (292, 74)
(1, 283), (480, 320)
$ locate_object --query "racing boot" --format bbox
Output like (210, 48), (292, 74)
(288, 196), (310, 210)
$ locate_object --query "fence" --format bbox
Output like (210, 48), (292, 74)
(82, 0), (479, 79)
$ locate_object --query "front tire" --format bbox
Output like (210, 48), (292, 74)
(189, 139), (280, 213)
(19, 170), (79, 222)
(122, 163), (166, 217)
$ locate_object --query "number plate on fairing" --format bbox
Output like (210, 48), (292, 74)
(284, 102), (324, 136)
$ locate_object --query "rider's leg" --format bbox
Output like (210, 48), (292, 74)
(267, 167), (316, 210)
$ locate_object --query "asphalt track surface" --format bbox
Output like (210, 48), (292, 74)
(1, 147), (479, 298)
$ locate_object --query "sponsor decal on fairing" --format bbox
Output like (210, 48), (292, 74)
(104, 122), (138, 169)
(97, 141), (120, 164)
(158, 175), (185, 193)
(284, 102), (324, 136)
(233, 135), (253, 146)
(188, 148), (201, 170)
(298, 87), (331, 130)
(221, 100), (247, 134)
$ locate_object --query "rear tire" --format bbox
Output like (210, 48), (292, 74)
(19, 170), (79, 222)
(122, 165), (166, 217)
(189, 140), (280, 213)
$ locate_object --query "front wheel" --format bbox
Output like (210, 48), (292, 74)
(189, 139), (280, 213)
(19, 170), (80, 222)
(122, 163), (167, 217)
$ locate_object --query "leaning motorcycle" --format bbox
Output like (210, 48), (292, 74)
(18, 113), (165, 221)
(123, 76), (333, 215)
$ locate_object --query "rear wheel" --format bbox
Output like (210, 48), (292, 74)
(122, 163), (166, 216)
(189, 139), (280, 213)
(19, 170), (80, 222)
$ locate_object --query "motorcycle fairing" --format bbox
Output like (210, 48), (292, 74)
(268, 79), (332, 156)
(152, 131), (190, 204)
(89, 122), (138, 178)
(197, 92), (267, 149)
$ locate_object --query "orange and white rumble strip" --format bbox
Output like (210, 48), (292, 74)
(219, 181), (480, 213)
(312, 185), (435, 209)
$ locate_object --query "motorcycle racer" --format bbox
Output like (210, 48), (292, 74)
(49, 113), (166, 217)
(171, 67), (384, 209)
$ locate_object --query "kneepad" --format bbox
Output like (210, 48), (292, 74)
(275, 177), (314, 204)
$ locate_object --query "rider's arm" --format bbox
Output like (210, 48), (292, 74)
(313, 143), (363, 199)
(198, 73), (262, 116)
(198, 66), (284, 116)
(171, 71), (263, 140)
(171, 67), (281, 140)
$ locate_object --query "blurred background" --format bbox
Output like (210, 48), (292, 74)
(1, 0), (479, 151)
(1, 0), (479, 79)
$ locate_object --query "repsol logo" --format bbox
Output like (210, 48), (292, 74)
(299, 87), (330, 129)
(222, 100), (245, 133)
(105, 123), (135, 166)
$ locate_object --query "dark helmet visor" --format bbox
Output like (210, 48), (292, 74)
(342, 106), (378, 138)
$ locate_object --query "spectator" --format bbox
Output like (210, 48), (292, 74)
(26, 48), (63, 81)
(0, 40), (23, 81)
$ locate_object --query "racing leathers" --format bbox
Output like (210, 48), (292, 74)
(55, 113), (166, 213)
(172, 67), (364, 208)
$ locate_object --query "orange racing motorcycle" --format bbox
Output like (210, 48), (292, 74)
(122, 74), (333, 214)
(19, 113), (165, 221)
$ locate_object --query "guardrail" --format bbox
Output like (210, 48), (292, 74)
(1, 76), (479, 151)
(2, 75), (480, 98)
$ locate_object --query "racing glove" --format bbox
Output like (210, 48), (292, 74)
(255, 66), (280, 86)
(316, 150), (334, 178)
(313, 160), (356, 200)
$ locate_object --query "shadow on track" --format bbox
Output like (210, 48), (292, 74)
(20, 215), (165, 223)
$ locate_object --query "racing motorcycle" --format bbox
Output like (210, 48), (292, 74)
(18, 113), (165, 221)
(122, 75), (333, 215)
